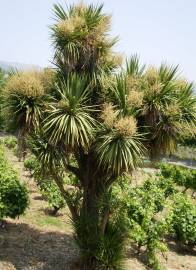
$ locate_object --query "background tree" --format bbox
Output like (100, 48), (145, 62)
(0, 68), (7, 130)
(4, 69), (54, 159)
(112, 57), (196, 161)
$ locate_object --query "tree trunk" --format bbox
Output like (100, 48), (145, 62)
(52, 173), (78, 220)
(51, 206), (60, 216)
(18, 128), (27, 161)
(78, 183), (104, 270)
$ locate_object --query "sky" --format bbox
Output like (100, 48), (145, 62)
(0, 0), (196, 81)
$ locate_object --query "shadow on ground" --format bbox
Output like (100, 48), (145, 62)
(0, 221), (79, 270)
(167, 239), (196, 256)
(126, 244), (149, 270)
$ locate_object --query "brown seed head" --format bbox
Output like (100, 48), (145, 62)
(57, 19), (75, 35)
(166, 103), (181, 117)
(127, 90), (144, 107)
(96, 15), (111, 36)
(175, 79), (188, 91)
(57, 15), (86, 36)
(127, 75), (140, 90)
(145, 67), (159, 85)
(150, 82), (162, 94)
(114, 116), (137, 137)
(5, 71), (44, 97)
(100, 103), (117, 127)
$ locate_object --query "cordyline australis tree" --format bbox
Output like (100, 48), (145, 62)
(4, 2), (196, 269)
(115, 59), (196, 161)
(39, 4), (144, 268)
(4, 69), (54, 159)
(140, 65), (196, 160)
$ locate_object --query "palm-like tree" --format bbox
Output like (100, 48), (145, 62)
(113, 56), (196, 160)
(30, 3), (144, 269)
(141, 64), (196, 159)
(5, 3), (196, 269)
(4, 70), (52, 158)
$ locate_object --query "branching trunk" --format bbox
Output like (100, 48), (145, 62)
(18, 128), (27, 161)
(101, 207), (110, 235)
(52, 172), (78, 220)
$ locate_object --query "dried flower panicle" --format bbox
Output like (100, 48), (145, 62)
(165, 103), (181, 117)
(127, 75), (140, 90)
(57, 3), (111, 41)
(73, 1), (87, 15)
(114, 53), (124, 67)
(5, 71), (45, 97)
(58, 20), (75, 35)
(103, 53), (123, 68)
(73, 16), (86, 29)
(174, 79), (188, 91)
(145, 67), (159, 85)
(127, 90), (144, 107)
(57, 15), (86, 36)
(58, 99), (69, 109)
(95, 15), (111, 37)
(100, 103), (117, 127)
(114, 116), (137, 137)
(100, 75), (115, 92)
(150, 82), (162, 94)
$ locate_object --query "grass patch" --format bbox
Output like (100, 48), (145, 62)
(35, 215), (67, 229)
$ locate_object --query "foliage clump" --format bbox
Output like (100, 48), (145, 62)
(169, 194), (196, 246)
(114, 116), (137, 137)
(0, 146), (29, 221)
(36, 178), (65, 215)
(32, 161), (66, 215)
(3, 136), (17, 149)
(24, 155), (38, 176)
(159, 163), (196, 192)
(5, 71), (44, 97)
(111, 177), (175, 270)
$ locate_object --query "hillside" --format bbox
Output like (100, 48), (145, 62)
(0, 61), (41, 72)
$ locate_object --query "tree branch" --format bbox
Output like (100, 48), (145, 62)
(101, 207), (110, 235)
(51, 172), (79, 220)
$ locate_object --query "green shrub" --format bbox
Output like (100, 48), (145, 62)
(3, 136), (18, 149)
(111, 177), (174, 270)
(39, 179), (65, 215)
(24, 156), (38, 175)
(0, 146), (29, 220)
(159, 163), (174, 178)
(190, 171), (196, 191)
(169, 194), (196, 246)
(159, 163), (196, 192)
(0, 172), (29, 219)
(33, 166), (65, 215)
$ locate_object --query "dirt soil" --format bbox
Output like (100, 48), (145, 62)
(0, 141), (196, 270)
